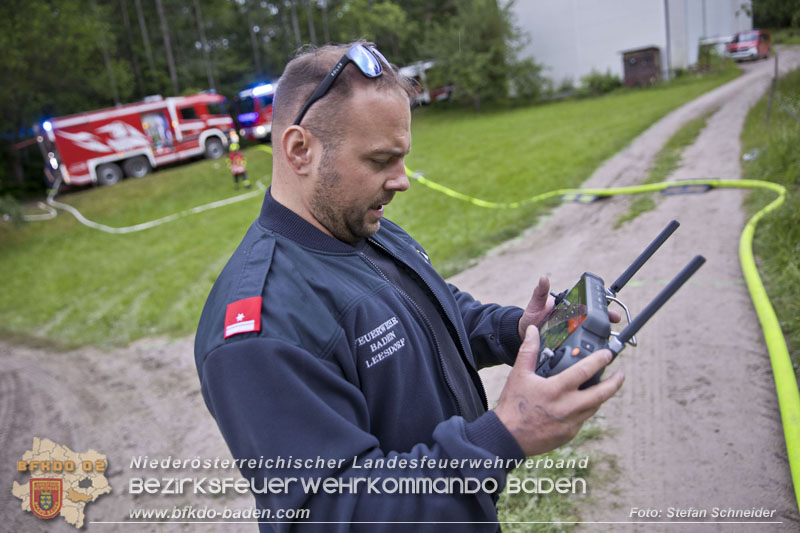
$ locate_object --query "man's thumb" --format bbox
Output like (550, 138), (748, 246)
(515, 325), (540, 370)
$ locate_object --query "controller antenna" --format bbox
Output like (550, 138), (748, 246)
(609, 220), (680, 296)
(609, 255), (705, 354)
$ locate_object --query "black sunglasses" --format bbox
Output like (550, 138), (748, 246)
(292, 44), (388, 126)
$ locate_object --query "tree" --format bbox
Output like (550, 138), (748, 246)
(289, 0), (303, 49)
(119, 0), (145, 97)
(335, 0), (413, 61)
(319, 0), (332, 43)
(420, 0), (543, 110)
(424, 0), (509, 110)
(155, 0), (179, 93)
(133, 0), (160, 93)
(753, 0), (800, 28)
(0, 0), (133, 193)
(91, 0), (121, 106)
(305, 0), (318, 45)
(193, 0), (217, 92)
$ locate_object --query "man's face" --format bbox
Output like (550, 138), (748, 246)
(308, 86), (411, 244)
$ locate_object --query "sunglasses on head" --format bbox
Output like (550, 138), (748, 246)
(292, 44), (389, 126)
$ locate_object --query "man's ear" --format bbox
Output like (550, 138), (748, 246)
(282, 125), (317, 176)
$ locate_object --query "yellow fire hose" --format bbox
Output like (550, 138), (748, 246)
(404, 167), (800, 513)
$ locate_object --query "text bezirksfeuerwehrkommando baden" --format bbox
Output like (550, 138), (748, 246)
(129, 475), (586, 496)
(128, 455), (588, 496)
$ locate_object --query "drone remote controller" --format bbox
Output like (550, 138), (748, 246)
(535, 220), (705, 389)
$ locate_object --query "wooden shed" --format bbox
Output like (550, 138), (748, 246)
(622, 46), (662, 87)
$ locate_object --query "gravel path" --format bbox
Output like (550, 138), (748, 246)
(2, 47), (799, 532)
(458, 46), (800, 531)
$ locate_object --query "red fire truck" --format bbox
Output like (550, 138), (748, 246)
(35, 93), (235, 187)
(232, 83), (275, 142)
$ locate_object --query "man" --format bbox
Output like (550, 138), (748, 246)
(194, 42), (624, 531)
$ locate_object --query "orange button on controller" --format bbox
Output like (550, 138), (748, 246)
(571, 347), (581, 357)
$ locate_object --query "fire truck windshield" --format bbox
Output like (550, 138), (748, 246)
(234, 84), (275, 140)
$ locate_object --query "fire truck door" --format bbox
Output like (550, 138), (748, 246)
(176, 106), (205, 146)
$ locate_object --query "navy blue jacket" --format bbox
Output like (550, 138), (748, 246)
(195, 190), (526, 531)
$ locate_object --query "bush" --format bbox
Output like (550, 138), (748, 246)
(696, 45), (737, 74)
(578, 69), (621, 97)
(507, 57), (548, 101)
(0, 194), (25, 227)
(769, 27), (800, 44)
(0, 142), (47, 200)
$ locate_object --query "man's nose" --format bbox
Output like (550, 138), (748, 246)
(385, 160), (410, 192)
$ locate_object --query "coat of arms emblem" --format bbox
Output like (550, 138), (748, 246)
(30, 478), (62, 520)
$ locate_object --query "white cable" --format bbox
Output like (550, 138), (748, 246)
(44, 180), (265, 234)
(20, 202), (58, 221)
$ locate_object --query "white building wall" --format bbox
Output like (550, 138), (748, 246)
(701, 0), (754, 36)
(684, 1), (705, 66)
(510, 0), (753, 85)
(512, 0), (665, 85)
(667, 0), (689, 70)
(667, 0), (753, 70)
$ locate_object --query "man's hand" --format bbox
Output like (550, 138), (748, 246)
(518, 276), (621, 340)
(494, 325), (624, 457)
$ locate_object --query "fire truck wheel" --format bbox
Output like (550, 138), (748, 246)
(123, 156), (151, 178)
(96, 163), (124, 186)
(204, 138), (225, 159)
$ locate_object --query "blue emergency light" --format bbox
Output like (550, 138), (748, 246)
(251, 84), (274, 97)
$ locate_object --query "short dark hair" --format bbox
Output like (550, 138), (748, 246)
(272, 41), (414, 150)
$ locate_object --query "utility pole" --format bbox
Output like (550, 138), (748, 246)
(663, 0), (672, 81)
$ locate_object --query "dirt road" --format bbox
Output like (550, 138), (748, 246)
(3, 48), (799, 532)
(1, 336), (254, 532)
(460, 46), (800, 531)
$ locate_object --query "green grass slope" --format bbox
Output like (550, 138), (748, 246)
(0, 67), (739, 347)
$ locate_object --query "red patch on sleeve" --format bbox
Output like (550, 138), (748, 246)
(224, 296), (262, 338)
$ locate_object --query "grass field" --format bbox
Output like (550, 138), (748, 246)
(0, 152), (274, 348)
(0, 66), (739, 348)
(740, 65), (800, 376)
(770, 28), (800, 45)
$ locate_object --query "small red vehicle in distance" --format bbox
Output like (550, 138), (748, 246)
(726, 29), (771, 61)
(35, 93), (235, 187)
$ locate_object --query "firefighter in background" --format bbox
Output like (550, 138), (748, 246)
(227, 142), (251, 189)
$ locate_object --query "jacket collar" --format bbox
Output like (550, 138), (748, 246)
(258, 187), (357, 254)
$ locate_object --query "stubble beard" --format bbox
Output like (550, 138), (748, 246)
(310, 151), (380, 245)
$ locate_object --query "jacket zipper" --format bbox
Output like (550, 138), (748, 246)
(358, 250), (465, 418)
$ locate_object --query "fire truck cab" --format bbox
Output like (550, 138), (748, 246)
(35, 93), (235, 187)
(233, 83), (275, 142)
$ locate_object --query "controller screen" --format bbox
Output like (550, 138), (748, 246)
(540, 277), (588, 350)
